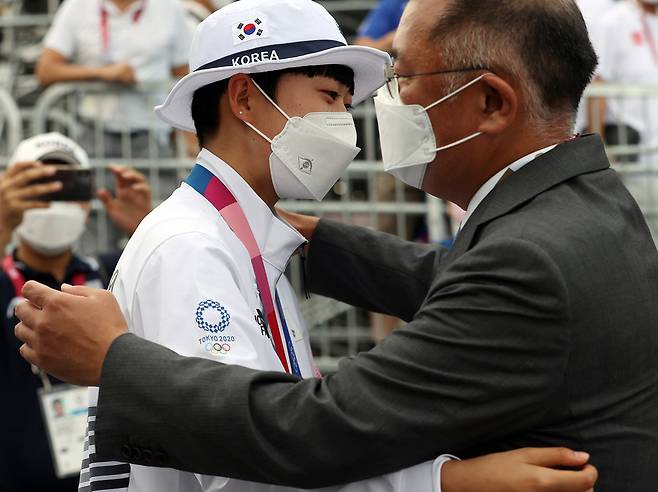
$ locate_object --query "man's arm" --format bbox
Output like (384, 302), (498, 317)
(77, 235), (567, 487)
(37, 0), (136, 87)
(16, 235), (571, 487)
(306, 219), (447, 321)
(36, 48), (136, 87)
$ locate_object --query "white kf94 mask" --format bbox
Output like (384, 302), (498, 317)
(17, 202), (86, 256)
(374, 73), (490, 189)
(244, 79), (361, 201)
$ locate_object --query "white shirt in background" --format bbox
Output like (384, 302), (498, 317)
(577, 0), (617, 50)
(44, 0), (193, 132)
(597, 0), (658, 162)
(574, 0), (616, 132)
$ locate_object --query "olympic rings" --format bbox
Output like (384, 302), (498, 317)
(205, 342), (231, 356)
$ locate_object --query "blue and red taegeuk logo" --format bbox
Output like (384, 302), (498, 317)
(237, 18), (263, 40)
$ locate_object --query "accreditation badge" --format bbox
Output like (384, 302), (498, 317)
(37, 385), (89, 478)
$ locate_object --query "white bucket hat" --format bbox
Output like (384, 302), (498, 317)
(10, 132), (90, 168)
(155, 0), (392, 132)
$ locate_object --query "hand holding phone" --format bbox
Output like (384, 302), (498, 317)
(0, 162), (61, 228)
(32, 166), (94, 202)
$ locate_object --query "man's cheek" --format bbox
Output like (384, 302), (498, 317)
(399, 85), (418, 105)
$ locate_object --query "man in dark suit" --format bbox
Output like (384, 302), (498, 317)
(15, 0), (657, 490)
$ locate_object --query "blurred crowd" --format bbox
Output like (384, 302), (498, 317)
(0, 0), (658, 491)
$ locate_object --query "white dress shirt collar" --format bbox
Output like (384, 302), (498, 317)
(195, 148), (307, 273)
(460, 144), (558, 230)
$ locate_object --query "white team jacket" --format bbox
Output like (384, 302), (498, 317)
(80, 149), (450, 492)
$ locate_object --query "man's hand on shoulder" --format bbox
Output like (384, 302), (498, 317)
(14, 281), (128, 386)
(275, 208), (320, 242)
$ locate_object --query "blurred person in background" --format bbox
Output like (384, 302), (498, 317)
(355, 0), (407, 53)
(591, 0), (658, 237)
(0, 133), (152, 492)
(183, 0), (213, 29)
(576, 0), (617, 48)
(183, 0), (235, 32)
(185, 0), (234, 12)
(592, 0), (658, 150)
(35, 0), (194, 158)
(573, 0), (617, 133)
(188, 0), (216, 12)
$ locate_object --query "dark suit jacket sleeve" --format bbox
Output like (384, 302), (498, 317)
(306, 219), (447, 321)
(95, 235), (570, 488)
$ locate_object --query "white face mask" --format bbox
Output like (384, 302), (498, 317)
(374, 73), (490, 189)
(17, 203), (86, 256)
(243, 79), (361, 201)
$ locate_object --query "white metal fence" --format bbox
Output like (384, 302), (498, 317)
(0, 87), (21, 158)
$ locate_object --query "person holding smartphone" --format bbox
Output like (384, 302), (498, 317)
(0, 132), (152, 492)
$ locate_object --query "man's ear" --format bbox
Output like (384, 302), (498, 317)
(477, 74), (518, 135)
(227, 74), (256, 123)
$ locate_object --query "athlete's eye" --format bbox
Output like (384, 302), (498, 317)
(323, 90), (340, 100)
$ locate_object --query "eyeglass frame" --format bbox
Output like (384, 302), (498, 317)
(383, 64), (493, 98)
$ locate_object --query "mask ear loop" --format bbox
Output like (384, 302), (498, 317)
(251, 78), (291, 119)
(423, 72), (492, 151)
(242, 78), (292, 144)
(435, 132), (483, 152)
(423, 72), (492, 112)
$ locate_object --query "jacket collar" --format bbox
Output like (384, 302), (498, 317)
(11, 249), (97, 285)
(448, 135), (610, 259)
(195, 149), (306, 274)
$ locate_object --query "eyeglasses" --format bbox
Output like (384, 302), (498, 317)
(384, 64), (491, 97)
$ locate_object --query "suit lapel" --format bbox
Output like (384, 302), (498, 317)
(444, 135), (611, 262)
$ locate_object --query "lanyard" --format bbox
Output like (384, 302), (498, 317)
(186, 164), (301, 377)
(100, 0), (146, 54)
(2, 255), (86, 298)
(641, 13), (658, 66)
(275, 291), (301, 378)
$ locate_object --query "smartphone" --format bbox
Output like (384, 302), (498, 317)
(34, 167), (94, 202)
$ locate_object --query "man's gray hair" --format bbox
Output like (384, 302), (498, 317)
(429, 0), (597, 129)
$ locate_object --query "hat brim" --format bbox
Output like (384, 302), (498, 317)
(155, 45), (391, 133)
(39, 150), (82, 166)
